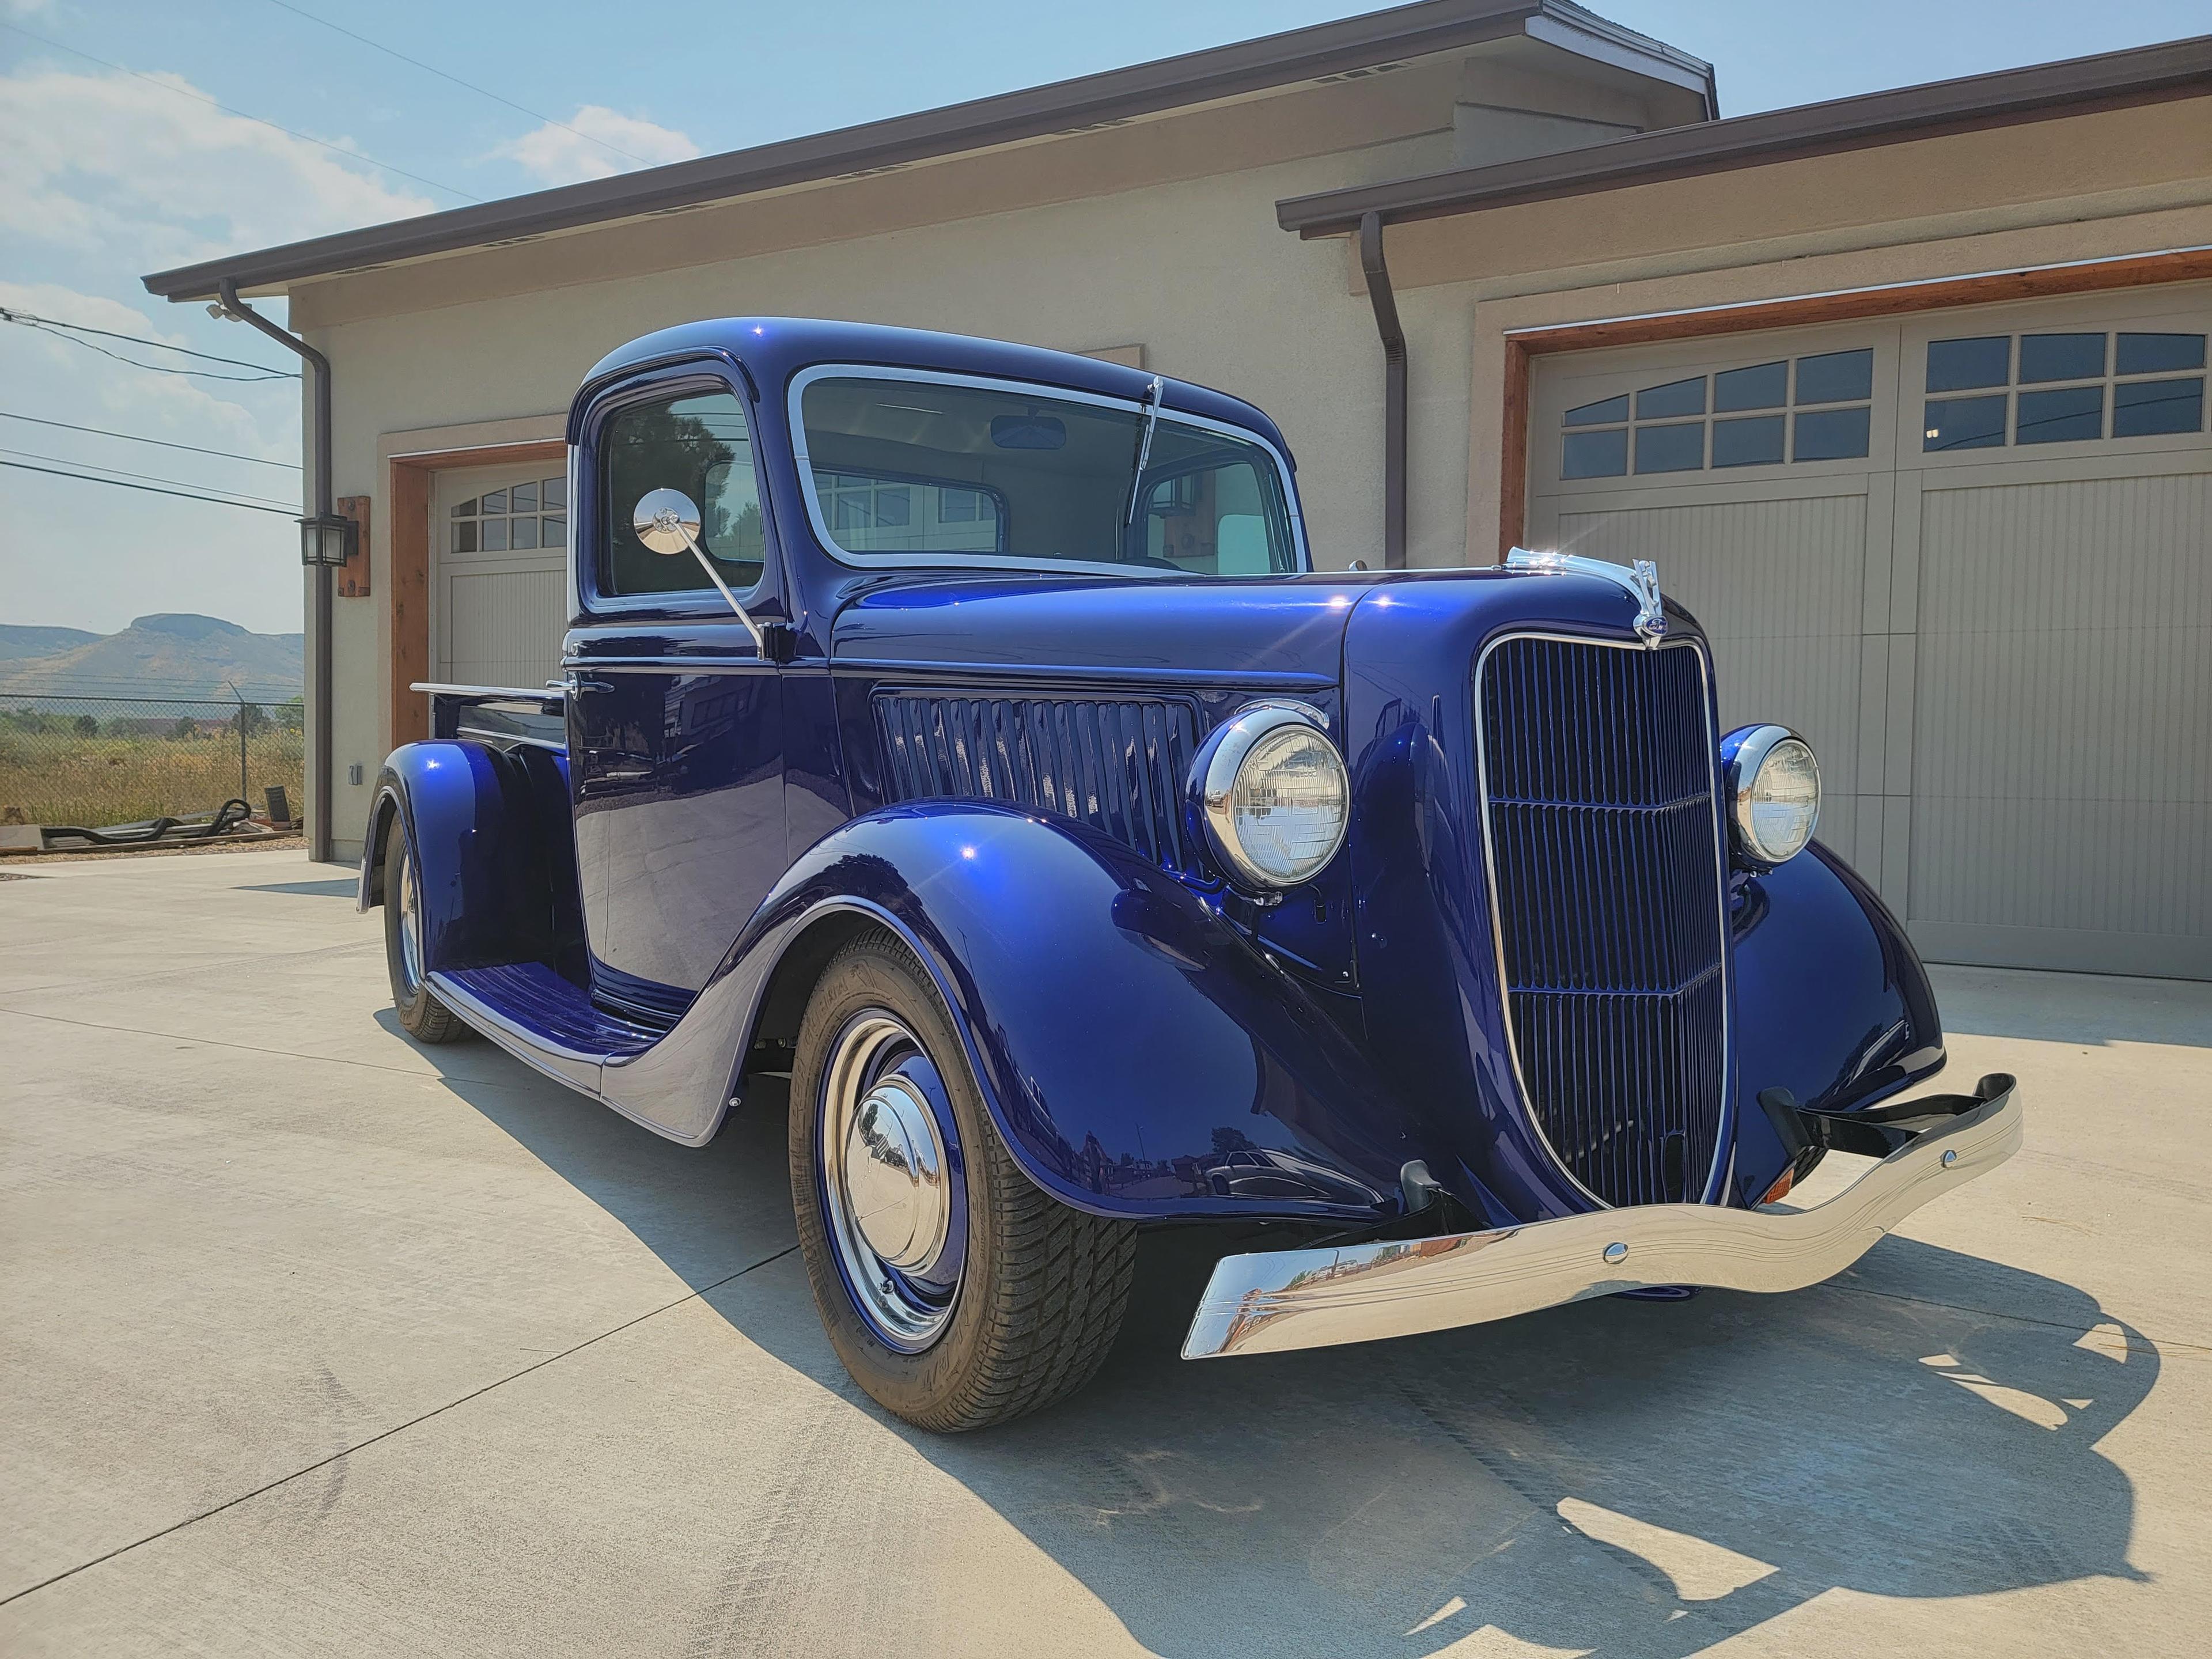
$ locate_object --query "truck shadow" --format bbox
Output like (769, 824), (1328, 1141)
(408, 1031), (2157, 1658)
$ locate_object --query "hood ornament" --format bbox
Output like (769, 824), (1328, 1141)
(1505, 547), (1668, 647)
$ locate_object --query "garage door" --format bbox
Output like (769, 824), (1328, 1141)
(431, 462), (570, 690)
(1527, 284), (2210, 980)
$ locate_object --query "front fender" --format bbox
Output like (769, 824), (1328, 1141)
(1729, 842), (1945, 1205)
(356, 741), (563, 975)
(619, 802), (1414, 1222)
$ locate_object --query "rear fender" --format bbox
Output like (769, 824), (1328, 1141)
(614, 802), (1414, 1221)
(1729, 842), (1945, 1205)
(355, 741), (567, 975)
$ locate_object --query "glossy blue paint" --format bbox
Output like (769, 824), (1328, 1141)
(357, 318), (1965, 1238)
(360, 741), (575, 978)
(1727, 842), (1945, 1205)
(722, 804), (1404, 1217)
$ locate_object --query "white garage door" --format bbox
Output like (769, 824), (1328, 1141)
(1528, 284), (2211, 980)
(431, 462), (570, 690)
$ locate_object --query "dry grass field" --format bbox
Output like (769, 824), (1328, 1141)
(0, 718), (304, 829)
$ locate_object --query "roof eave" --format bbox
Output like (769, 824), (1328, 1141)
(1276, 32), (2212, 237)
(142, 0), (1570, 304)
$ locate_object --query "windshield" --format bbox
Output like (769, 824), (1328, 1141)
(797, 372), (1302, 577)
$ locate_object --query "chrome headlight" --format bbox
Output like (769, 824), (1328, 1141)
(1196, 702), (1349, 889)
(1722, 724), (1821, 866)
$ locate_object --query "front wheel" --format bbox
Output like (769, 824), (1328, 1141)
(789, 929), (1136, 1431)
(381, 812), (470, 1045)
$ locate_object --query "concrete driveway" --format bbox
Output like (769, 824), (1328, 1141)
(3, 848), (2206, 1657)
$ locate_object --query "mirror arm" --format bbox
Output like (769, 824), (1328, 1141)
(673, 525), (768, 654)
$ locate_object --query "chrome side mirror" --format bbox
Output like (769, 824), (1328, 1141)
(632, 487), (702, 556)
(628, 488), (768, 654)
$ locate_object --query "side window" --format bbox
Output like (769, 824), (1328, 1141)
(1142, 457), (1278, 574)
(599, 389), (764, 599)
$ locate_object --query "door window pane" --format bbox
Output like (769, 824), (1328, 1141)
(2115, 332), (2206, 375)
(1713, 362), (1786, 412)
(1562, 429), (1627, 478)
(2016, 384), (2104, 444)
(1926, 337), (2010, 392)
(1564, 394), (1628, 427)
(2018, 333), (2106, 384)
(600, 389), (764, 599)
(1634, 422), (1703, 473)
(1711, 414), (1785, 467)
(1634, 377), (1706, 420)
(2112, 377), (2205, 437)
(1793, 405), (1872, 461)
(1923, 395), (2007, 451)
(1794, 349), (1873, 404)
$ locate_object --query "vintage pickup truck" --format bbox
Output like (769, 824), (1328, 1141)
(359, 318), (2020, 1431)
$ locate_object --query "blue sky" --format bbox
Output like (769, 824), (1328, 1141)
(3, 0), (2204, 635)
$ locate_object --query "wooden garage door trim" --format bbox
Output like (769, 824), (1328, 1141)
(388, 440), (567, 749)
(1497, 243), (2212, 558)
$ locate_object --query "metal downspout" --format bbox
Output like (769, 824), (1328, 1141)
(216, 279), (335, 863)
(1358, 210), (1407, 570)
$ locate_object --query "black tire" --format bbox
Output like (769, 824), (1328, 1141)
(381, 811), (471, 1045)
(789, 929), (1137, 1432)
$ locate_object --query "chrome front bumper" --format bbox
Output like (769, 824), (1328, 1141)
(1181, 1073), (2020, 1361)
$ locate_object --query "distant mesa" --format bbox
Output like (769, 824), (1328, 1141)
(0, 613), (303, 704)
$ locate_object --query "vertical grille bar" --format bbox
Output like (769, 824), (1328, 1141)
(876, 691), (1200, 876)
(1477, 636), (1728, 1209)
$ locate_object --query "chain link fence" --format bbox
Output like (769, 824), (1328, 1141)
(0, 694), (305, 832)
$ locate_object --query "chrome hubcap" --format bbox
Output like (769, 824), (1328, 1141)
(395, 846), (425, 991)
(819, 1012), (964, 1351)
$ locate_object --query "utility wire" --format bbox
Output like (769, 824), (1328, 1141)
(0, 308), (298, 375)
(260, 0), (657, 168)
(0, 459), (300, 516)
(0, 19), (480, 203)
(0, 444), (300, 508)
(0, 411), (300, 469)
(2, 315), (297, 383)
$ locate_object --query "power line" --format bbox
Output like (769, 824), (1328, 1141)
(0, 307), (299, 375)
(2, 315), (297, 384)
(260, 0), (657, 168)
(0, 411), (300, 469)
(0, 458), (300, 517)
(0, 445), (300, 508)
(0, 18), (480, 203)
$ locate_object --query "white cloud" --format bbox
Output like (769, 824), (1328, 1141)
(496, 105), (700, 185)
(0, 66), (436, 268)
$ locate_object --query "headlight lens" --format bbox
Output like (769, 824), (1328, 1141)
(1200, 704), (1350, 888)
(1725, 724), (1821, 865)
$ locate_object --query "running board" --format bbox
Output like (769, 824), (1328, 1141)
(429, 964), (664, 1094)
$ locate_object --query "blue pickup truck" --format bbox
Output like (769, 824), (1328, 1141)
(359, 317), (2018, 1431)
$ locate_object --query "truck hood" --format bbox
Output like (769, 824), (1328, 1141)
(827, 572), (1376, 688)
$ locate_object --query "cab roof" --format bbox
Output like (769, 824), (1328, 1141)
(574, 317), (1296, 463)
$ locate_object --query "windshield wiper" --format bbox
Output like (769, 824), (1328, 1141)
(1122, 373), (1164, 531)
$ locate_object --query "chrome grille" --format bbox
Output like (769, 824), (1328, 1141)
(876, 691), (1200, 874)
(1476, 635), (1728, 1208)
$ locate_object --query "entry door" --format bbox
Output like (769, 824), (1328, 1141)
(432, 463), (570, 688)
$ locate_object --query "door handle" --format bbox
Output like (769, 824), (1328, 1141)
(565, 675), (616, 695)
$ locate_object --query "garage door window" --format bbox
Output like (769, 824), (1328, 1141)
(1923, 330), (2207, 450)
(1561, 347), (1873, 478)
(452, 475), (566, 554)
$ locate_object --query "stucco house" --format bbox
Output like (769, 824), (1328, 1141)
(144, 0), (2211, 979)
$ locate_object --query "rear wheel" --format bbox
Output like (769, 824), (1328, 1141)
(789, 929), (1136, 1431)
(381, 812), (469, 1045)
